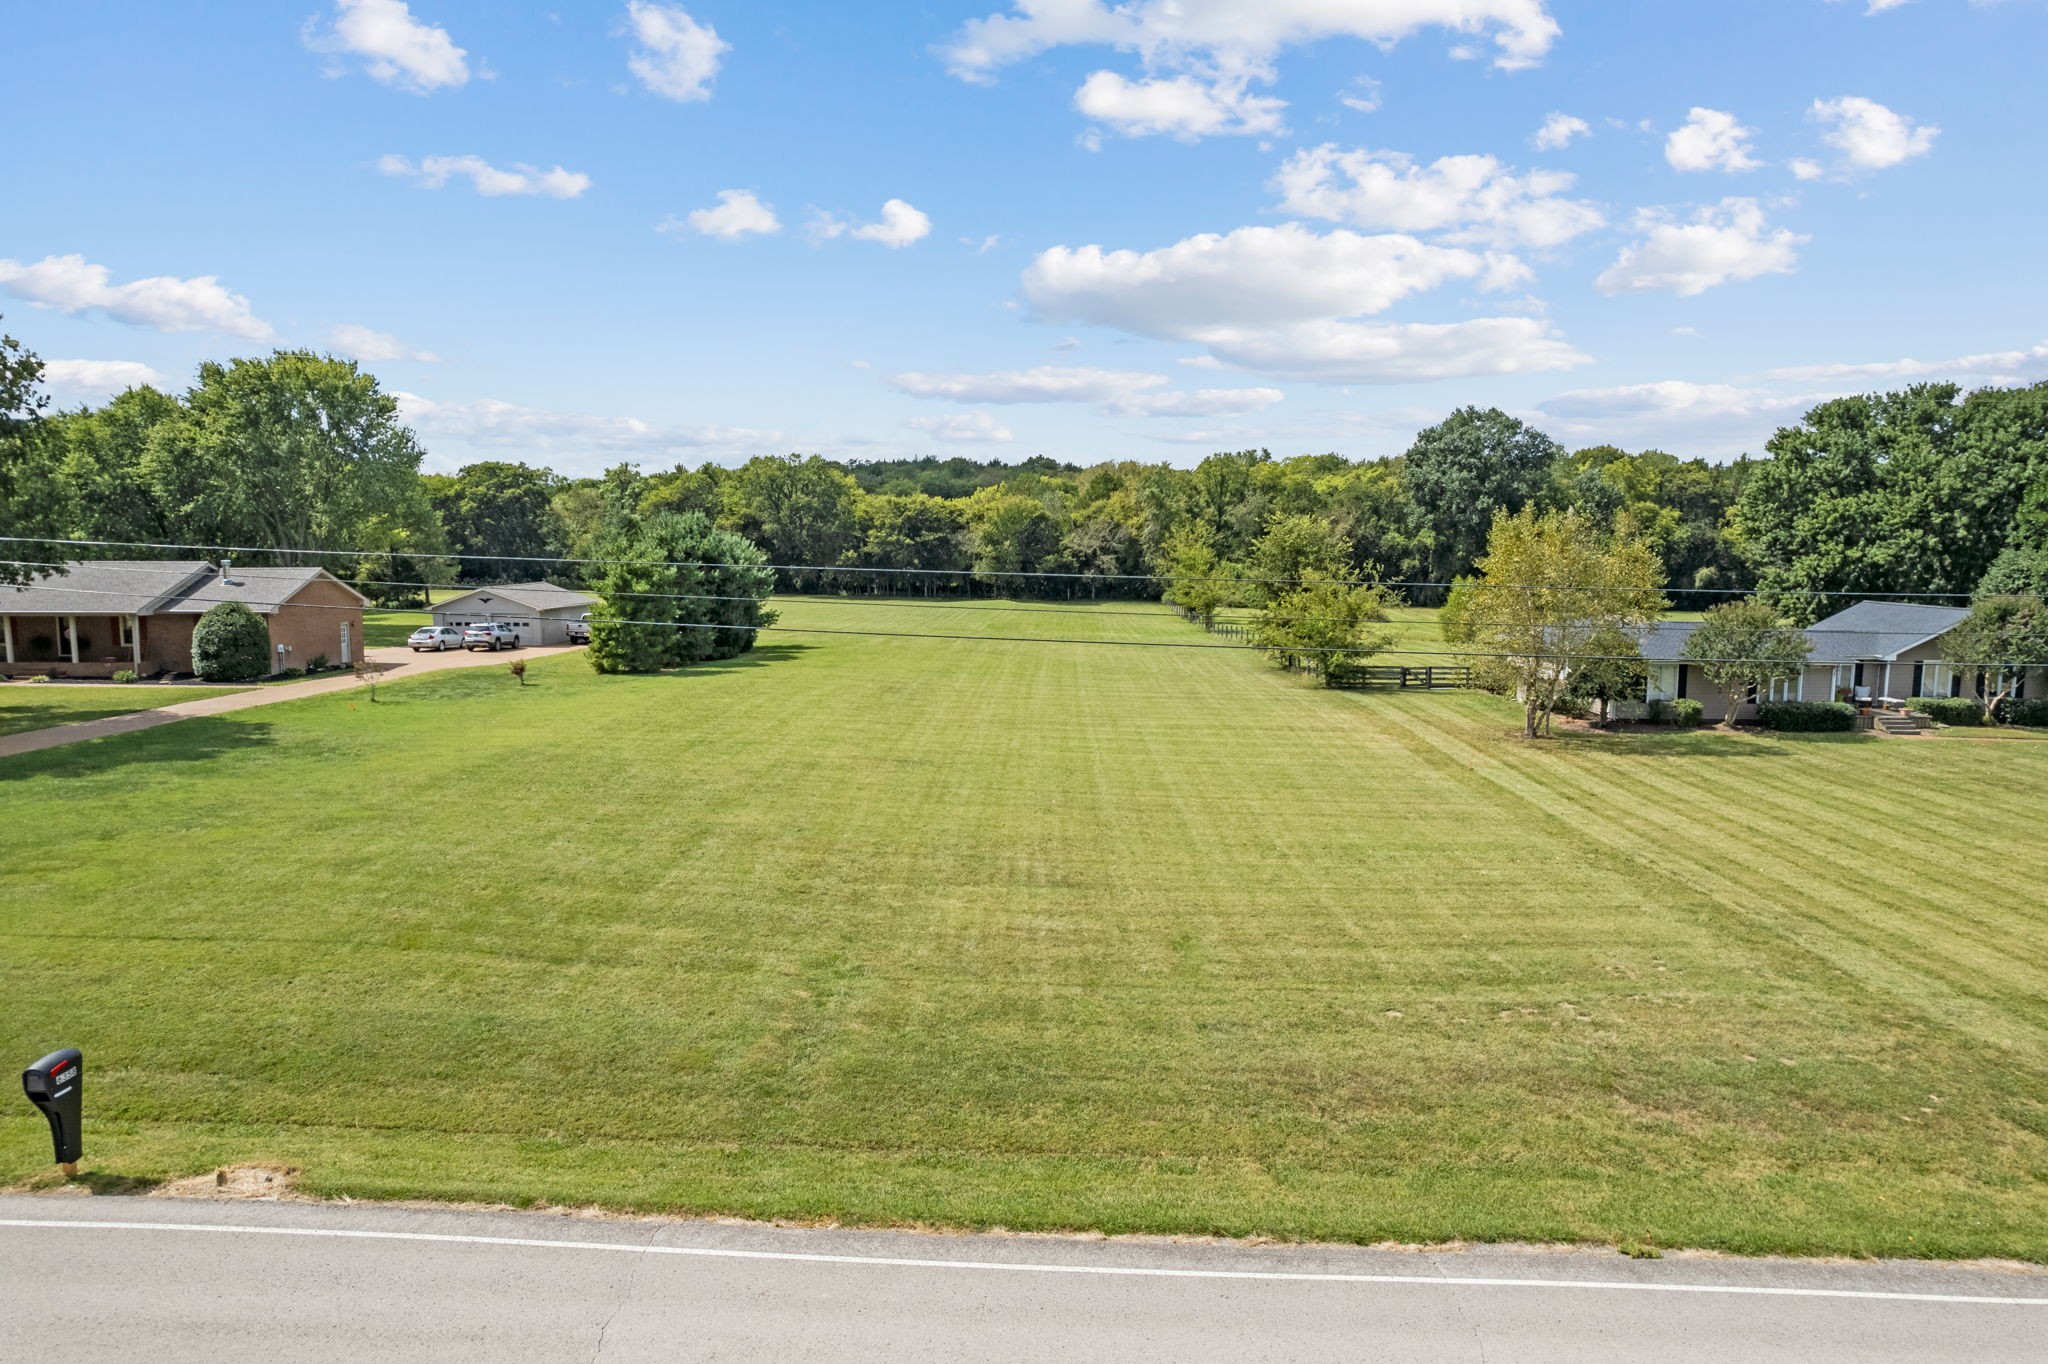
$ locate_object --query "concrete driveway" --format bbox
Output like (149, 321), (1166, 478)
(0, 643), (583, 760)
(2, 1196), (2043, 1362)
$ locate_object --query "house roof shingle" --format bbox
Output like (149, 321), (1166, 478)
(160, 565), (361, 615)
(0, 561), (367, 617)
(0, 561), (211, 616)
(1636, 600), (1970, 664)
(436, 582), (594, 613)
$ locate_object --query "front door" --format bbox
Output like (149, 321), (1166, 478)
(340, 622), (352, 666)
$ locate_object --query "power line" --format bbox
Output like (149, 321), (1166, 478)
(5, 578), (2041, 667)
(0, 534), (1984, 599)
(0, 563), (1987, 642)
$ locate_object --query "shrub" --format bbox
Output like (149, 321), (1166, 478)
(275, 667), (305, 681)
(1756, 700), (1859, 732)
(508, 659), (527, 686)
(26, 674), (50, 684)
(1992, 696), (2048, 727)
(1906, 697), (1983, 727)
(112, 669), (138, 684)
(1672, 698), (1705, 728)
(191, 601), (272, 681)
(1644, 699), (1669, 725)
(306, 654), (328, 673)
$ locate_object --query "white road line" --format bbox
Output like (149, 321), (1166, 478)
(2, 1218), (2044, 1306)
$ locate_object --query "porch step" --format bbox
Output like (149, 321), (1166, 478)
(1873, 712), (1929, 736)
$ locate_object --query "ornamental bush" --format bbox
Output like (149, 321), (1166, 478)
(1672, 698), (1705, 728)
(1906, 697), (1983, 727)
(191, 601), (272, 681)
(1755, 700), (1859, 732)
(1993, 696), (2048, 727)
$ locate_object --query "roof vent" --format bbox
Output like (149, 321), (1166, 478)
(219, 555), (242, 588)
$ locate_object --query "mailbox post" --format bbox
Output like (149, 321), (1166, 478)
(21, 1048), (83, 1176)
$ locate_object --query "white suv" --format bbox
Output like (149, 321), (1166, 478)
(462, 622), (521, 651)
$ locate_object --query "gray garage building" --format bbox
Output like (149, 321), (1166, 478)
(430, 582), (595, 647)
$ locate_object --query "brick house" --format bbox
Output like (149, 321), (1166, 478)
(0, 560), (368, 679)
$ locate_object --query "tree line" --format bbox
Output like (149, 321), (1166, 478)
(3, 320), (2046, 626)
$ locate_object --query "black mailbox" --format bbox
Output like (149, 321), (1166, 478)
(22, 1048), (83, 1172)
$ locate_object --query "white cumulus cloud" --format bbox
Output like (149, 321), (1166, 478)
(1019, 224), (1584, 384)
(668, 189), (781, 239)
(377, 154), (591, 198)
(908, 412), (1016, 443)
(890, 365), (1283, 418)
(1339, 76), (1383, 114)
(1535, 379), (1825, 457)
(1665, 107), (1762, 173)
(1533, 112), (1589, 150)
(1074, 71), (1287, 139)
(1272, 144), (1604, 249)
(1767, 341), (2048, 385)
(329, 324), (438, 362)
(892, 366), (1171, 405)
(305, 0), (471, 94)
(940, 0), (1563, 83)
(623, 1), (728, 103)
(39, 359), (169, 400)
(851, 199), (933, 248)
(1595, 199), (1805, 297)
(0, 254), (273, 340)
(1812, 96), (1938, 171)
(397, 392), (782, 472)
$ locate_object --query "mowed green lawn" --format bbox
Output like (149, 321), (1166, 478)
(4, 599), (2047, 1259)
(0, 685), (244, 737)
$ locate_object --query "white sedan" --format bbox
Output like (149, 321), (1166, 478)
(408, 626), (466, 652)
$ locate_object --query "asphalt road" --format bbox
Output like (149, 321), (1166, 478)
(3, 1196), (2044, 1361)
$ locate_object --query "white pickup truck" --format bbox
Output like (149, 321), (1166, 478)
(563, 615), (591, 645)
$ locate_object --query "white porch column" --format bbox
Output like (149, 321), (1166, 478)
(66, 615), (80, 664)
(130, 615), (143, 669)
(2, 615), (12, 665)
(1797, 671), (1805, 702)
(1883, 662), (1893, 702)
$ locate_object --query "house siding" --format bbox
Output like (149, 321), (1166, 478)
(266, 577), (365, 669)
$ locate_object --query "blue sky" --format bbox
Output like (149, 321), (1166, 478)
(4, 0), (2045, 473)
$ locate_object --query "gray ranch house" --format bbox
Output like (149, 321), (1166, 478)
(1622, 601), (2046, 723)
(430, 582), (595, 647)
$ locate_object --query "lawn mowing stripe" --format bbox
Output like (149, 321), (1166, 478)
(1355, 693), (2048, 1066)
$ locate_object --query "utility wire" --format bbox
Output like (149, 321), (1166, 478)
(0, 534), (1983, 599)
(0, 562), (1985, 641)
(6, 578), (2040, 667)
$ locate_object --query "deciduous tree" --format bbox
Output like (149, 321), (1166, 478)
(1681, 598), (1813, 728)
(1944, 594), (2048, 724)
(1404, 408), (1564, 584)
(1446, 508), (1667, 738)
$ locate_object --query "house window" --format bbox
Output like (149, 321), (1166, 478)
(119, 617), (136, 648)
(1645, 664), (1680, 703)
(1921, 663), (1951, 698)
(1767, 677), (1800, 702)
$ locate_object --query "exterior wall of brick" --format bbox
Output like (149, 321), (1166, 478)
(144, 615), (197, 675)
(264, 577), (365, 670)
